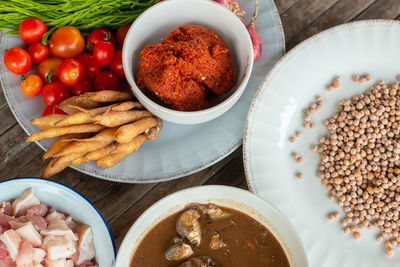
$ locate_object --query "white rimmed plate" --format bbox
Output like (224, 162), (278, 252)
(0, 0), (284, 183)
(0, 178), (115, 266)
(115, 185), (308, 267)
(244, 20), (400, 267)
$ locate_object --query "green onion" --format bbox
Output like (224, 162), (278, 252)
(0, 0), (158, 44)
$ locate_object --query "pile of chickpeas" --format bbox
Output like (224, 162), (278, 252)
(316, 79), (400, 256)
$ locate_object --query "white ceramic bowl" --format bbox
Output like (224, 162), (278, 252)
(0, 178), (115, 267)
(115, 185), (308, 267)
(122, 0), (253, 125)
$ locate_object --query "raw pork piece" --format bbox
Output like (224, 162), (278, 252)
(1, 188), (98, 266)
(12, 188), (40, 216)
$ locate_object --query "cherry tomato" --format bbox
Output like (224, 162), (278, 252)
(93, 41), (115, 67)
(49, 26), (85, 58)
(77, 53), (101, 79)
(42, 104), (66, 117)
(72, 80), (94, 96)
(87, 28), (115, 51)
(19, 18), (47, 43)
(58, 58), (84, 87)
(42, 81), (71, 106)
(94, 71), (121, 91)
(21, 74), (43, 97)
(37, 57), (62, 83)
(27, 42), (49, 64)
(116, 24), (131, 48)
(4, 47), (32, 74)
(109, 50), (125, 78)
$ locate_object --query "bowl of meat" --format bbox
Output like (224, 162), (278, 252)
(115, 185), (308, 267)
(122, 0), (253, 125)
(0, 178), (115, 267)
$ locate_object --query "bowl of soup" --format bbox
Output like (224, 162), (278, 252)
(115, 186), (308, 267)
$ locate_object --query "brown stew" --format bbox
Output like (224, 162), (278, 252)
(130, 204), (290, 267)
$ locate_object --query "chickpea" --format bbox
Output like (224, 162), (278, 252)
(386, 247), (394, 256)
(353, 232), (361, 240)
(328, 212), (339, 220)
(315, 78), (400, 254)
(332, 77), (340, 88)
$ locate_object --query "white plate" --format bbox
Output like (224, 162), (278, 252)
(0, 178), (115, 266)
(244, 20), (400, 267)
(116, 185), (308, 267)
(0, 0), (284, 183)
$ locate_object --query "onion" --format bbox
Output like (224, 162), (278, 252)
(247, 0), (262, 62)
(213, 0), (262, 61)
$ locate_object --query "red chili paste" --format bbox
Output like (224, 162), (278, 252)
(136, 25), (235, 111)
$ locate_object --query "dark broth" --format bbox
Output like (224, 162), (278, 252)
(130, 205), (290, 267)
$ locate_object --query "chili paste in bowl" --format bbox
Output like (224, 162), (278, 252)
(136, 25), (235, 112)
(123, 0), (253, 124)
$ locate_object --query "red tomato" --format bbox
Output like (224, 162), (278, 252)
(93, 41), (115, 67)
(19, 18), (47, 43)
(21, 74), (43, 97)
(72, 80), (94, 96)
(49, 26), (85, 58)
(87, 28), (115, 51)
(42, 81), (71, 106)
(58, 58), (84, 87)
(37, 57), (62, 83)
(77, 53), (101, 79)
(116, 24), (131, 48)
(42, 104), (66, 117)
(27, 42), (49, 64)
(109, 50), (125, 78)
(4, 47), (32, 74)
(94, 71), (121, 91)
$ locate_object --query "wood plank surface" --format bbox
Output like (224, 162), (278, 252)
(1, 0), (400, 260)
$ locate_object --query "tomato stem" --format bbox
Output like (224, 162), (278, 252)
(103, 32), (112, 41)
(46, 70), (54, 83)
(87, 41), (94, 50)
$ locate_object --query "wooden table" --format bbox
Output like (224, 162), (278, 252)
(1, 0), (400, 251)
